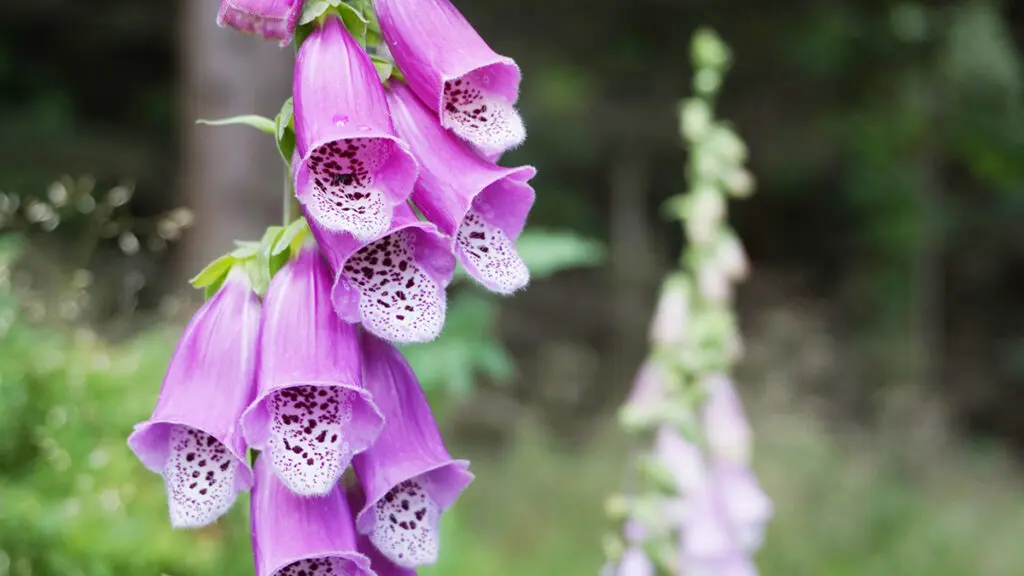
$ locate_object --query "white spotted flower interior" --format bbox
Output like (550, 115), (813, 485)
(164, 426), (242, 527)
(311, 202), (456, 345)
(375, 0), (526, 157)
(241, 245), (384, 496)
(127, 268), (260, 529)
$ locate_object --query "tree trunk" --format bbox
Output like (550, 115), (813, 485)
(175, 0), (293, 281)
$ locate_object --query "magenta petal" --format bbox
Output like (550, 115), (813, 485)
(128, 269), (259, 528)
(241, 246), (384, 496)
(309, 202), (455, 344)
(216, 0), (304, 45)
(387, 82), (535, 294)
(352, 331), (473, 568)
(293, 16), (418, 241)
(251, 458), (375, 576)
(374, 0), (525, 156)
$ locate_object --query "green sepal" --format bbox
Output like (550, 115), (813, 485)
(250, 226), (284, 296)
(298, 0), (336, 25)
(372, 58), (394, 83)
(196, 115), (276, 135)
(275, 98), (296, 163)
(189, 253), (236, 290)
(297, 1), (369, 44)
(230, 242), (260, 260)
(273, 218), (311, 258)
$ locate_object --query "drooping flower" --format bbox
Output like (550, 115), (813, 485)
(216, 0), (304, 45)
(648, 275), (690, 348)
(128, 268), (260, 528)
(293, 15), (418, 241)
(352, 330), (473, 568)
(241, 244), (384, 496)
(308, 200), (455, 344)
(386, 82), (535, 294)
(250, 457), (375, 576)
(374, 0), (526, 157)
(701, 374), (752, 466)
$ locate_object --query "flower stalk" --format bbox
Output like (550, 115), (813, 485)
(606, 28), (771, 575)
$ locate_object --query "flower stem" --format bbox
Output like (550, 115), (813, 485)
(283, 168), (301, 225)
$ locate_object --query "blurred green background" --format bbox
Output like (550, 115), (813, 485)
(2, 0), (1024, 575)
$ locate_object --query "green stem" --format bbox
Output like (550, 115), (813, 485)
(283, 168), (301, 226)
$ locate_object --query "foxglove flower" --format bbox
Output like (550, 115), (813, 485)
(128, 268), (260, 528)
(241, 245), (384, 496)
(374, 0), (526, 157)
(251, 457), (375, 576)
(386, 82), (534, 294)
(352, 331), (473, 568)
(293, 16), (418, 241)
(702, 374), (752, 466)
(308, 200), (455, 344)
(217, 0), (304, 45)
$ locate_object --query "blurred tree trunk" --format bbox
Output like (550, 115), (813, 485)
(175, 0), (292, 282)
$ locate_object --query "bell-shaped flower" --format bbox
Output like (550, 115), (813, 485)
(128, 268), (260, 528)
(216, 0), (304, 45)
(386, 82), (534, 294)
(241, 245), (384, 496)
(293, 15), (418, 241)
(374, 0), (525, 157)
(308, 201), (455, 344)
(250, 457), (375, 576)
(352, 330), (473, 568)
(702, 374), (753, 466)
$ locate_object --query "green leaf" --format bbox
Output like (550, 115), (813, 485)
(372, 58), (394, 83)
(196, 115), (276, 135)
(189, 253), (236, 289)
(515, 229), (606, 279)
(275, 98), (296, 163)
(399, 294), (514, 398)
(273, 218), (310, 257)
(230, 244), (260, 260)
(335, 1), (370, 42)
(298, 0), (336, 25)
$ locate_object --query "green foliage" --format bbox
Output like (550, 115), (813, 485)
(407, 228), (604, 400)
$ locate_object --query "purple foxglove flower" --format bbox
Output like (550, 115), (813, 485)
(655, 426), (707, 496)
(702, 374), (752, 466)
(128, 268), (259, 528)
(710, 460), (773, 553)
(680, 555), (760, 576)
(614, 546), (655, 576)
(241, 245), (384, 496)
(374, 0), (526, 157)
(217, 0), (304, 45)
(251, 457), (375, 576)
(307, 201), (455, 344)
(293, 16), (418, 241)
(352, 331), (473, 568)
(386, 82), (535, 294)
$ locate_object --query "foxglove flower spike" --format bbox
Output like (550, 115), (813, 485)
(241, 245), (384, 496)
(293, 16), (418, 241)
(128, 268), (260, 528)
(387, 82), (535, 294)
(251, 457), (376, 576)
(374, 0), (525, 156)
(353, 330), (473, 568)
